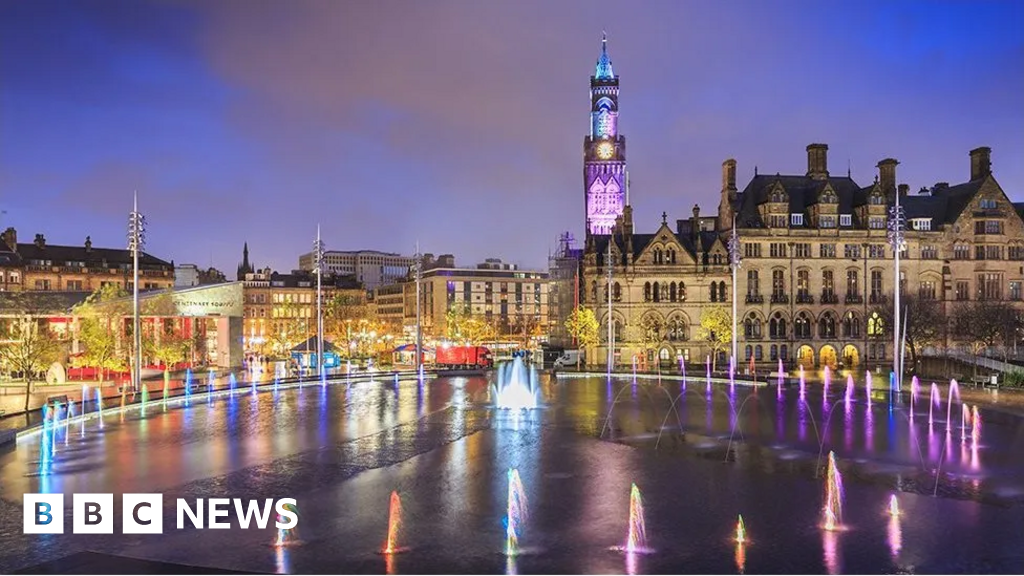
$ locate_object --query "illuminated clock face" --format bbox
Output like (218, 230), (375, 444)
(597, 141), (614, 159)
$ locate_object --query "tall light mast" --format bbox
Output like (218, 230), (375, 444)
(887, 190), (906, 390)
(728, 216), (741, 370)
(127, 192), (146, 392)
(607, 240), (613, 375)
(313, 225), (325, 373)
(415, 241), (422, 371)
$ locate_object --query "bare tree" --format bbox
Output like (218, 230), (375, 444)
(0, 317), (63, 412)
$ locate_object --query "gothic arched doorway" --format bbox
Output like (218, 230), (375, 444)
(796, 345), (815, 370)
(841, 344), (859, 368)
(819, 345), (838, 368)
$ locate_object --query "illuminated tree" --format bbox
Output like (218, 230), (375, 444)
(564, 305), (599, 369)
(697, 306), (732, 372)
(870, 293), (943, 372)
(445, 303), (496, 345)
(73, 284), (131, 378)
(0, 317), (62, 412)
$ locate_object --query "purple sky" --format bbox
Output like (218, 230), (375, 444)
(2, 1), (1022, 274)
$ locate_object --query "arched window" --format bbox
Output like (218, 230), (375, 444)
(755, 345), (763, 361)
(769, 311), (787, 339)
(795, 312), (811, 339)
(668, 317), (688, 341)
(670, 282), (677, 302)
(780, 344), (789, 361)
(591, 281), (597, 302)
(744, 312), (762, 339)
(868, 312), (884, 336)
(613, 282), (621, 301)
(745, 344), (753, 360)
(770, 344), (778, 361)
(719, 281), (727, 301)
(843, 312), (860, 338)
(819, 312), (836, 338)
(644, 282), (651, 302)
(653, 283), (661, 302)
(710, 282), (719, 302)
(669, 249), (677, 264)
(678, 282), (687, 301)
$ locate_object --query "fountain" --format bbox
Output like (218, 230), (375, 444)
(823, 365), (831, 398)
(706, 355), (712, 390)
(729, 355), (735, 388)
(621, 483), (648, 554)
(865, 370), (873, 405)
(799, 365), (806, 401)
(844, 374), (854, 404)
(822, 451), (844, 531)
(140, 385), (149, 414)
(946, 379), (960, 431)
(163, 370), (170, 402)
(208, 368), (216, 398)
(95, 388), (104, 427)
(910, 376), (920, 419)
(888, 493), (900, 517)
(505, 469), (528, 556)
(972, 405), (980, 439)
(229, 373), (238, 397)
(777, 359), (784, 399)
(274, 501), (301, 547)
(735, 514), (746, 544)
(962, 404), (969, 443)
(492, 357), (539, 410)
(929, 383), (940, 426)
(383, 491), (403, 554)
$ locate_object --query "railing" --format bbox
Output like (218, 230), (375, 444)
(770, 294), (789, 304)
(745, 294), (764, 304)
(796, 294), (814, 304)
(845, 294), (863, 304)
(821, 293), (838, 304)
(869, 294), (888, 304)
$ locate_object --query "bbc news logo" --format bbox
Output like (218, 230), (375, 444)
(24, 494), (298, 534)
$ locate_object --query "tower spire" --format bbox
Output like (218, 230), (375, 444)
(595, 31), (614, 80)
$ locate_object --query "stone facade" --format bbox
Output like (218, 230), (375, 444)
(582, 145), (1024, 371)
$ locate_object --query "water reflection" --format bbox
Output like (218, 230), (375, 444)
(822, 528), (841, 575)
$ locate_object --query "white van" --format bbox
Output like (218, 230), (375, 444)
(553, 350), (581, 368)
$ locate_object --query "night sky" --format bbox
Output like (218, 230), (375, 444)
(2, 1), (1022, 275)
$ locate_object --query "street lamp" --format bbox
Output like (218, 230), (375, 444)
(887, 192), (906, 391)
(313, 225), (325, 375)
(728, 217), (742, 373)
(127, 192), (146, 392)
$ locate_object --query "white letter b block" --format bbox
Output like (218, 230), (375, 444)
(73, 493), (113, 534)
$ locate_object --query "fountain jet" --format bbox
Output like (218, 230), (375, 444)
(888, 493), (900, 517)
(735, 514), (746, 544)
(625, 483), (647, 554)
(384, 491), (403, 554)
(492, 358), (539, 410)
(823, 451), (844, 531)
(823, 366), (831, 398)
(505, 469), (528, 556)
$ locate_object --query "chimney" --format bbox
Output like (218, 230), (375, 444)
(85, 236), (92, 252)
(918, 187), (931, 196)
(898, 184), (909, 197)
(722, 159), (737, 192)
(876, 158), (898, 194)
(691, 204), (701, 242)
(34, 233), (46, 249)
(1, 227), (15, 252)
(933, 182), (949, 192)
(970, 146), (991, 180)
(806, 144), (829, 180)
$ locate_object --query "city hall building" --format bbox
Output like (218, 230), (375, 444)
(579, 39), (1024, 371)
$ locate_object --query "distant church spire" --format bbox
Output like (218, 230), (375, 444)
(237, 241), (253, 280)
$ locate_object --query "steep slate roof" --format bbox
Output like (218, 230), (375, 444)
(0, 291), (92, 314)
(592, 228), (722, 267)
(734, 174), (865, 229)
(2, 242), (171, 269)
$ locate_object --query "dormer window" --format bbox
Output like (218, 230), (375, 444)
(770, 191), (785, 203)
(869, 195), (884, 205)
(790, 214), (804, 226)
(911, 218), (932, 231)
(980, 199), (997, 209)
(819, 215), (836, 228)
(820, 190), (837, 204)
(839, 214), (852, 227)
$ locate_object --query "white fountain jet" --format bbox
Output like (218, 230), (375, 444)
(492, 356), (540, 410)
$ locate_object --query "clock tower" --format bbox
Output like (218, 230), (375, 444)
(584, 33), (626, 236)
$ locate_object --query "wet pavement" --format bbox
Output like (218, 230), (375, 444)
(0, 371), (1022, 574)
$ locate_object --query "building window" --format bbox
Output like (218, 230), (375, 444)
(870, 270), (883, 300)
(919, 280), (937, 300)
(868, 217), (885, 229)
(1011, 282), (1022, 301)
(797, 269), (810, 299)
(747, 270), (759, 296)
(1010, 246), (1024, 260)
(794, 243), (811, 258)
(678, 282), (687, 301)
(772, 270), (785, 299)
(710, 282), (718, 302)
(769, 312), (787, 339)
(819, 312), (836, 339)
(791, 214), (804, 226)
(978, 273), (1003, 300)
(980, 198), (997, 209)
(794, 312), (811, 339)
(921, 245), (938, 259)
(844, 244), (861, 259)
(843, 312), (860, 338)
(976, 220), (1003, 235)
(911, 219), (932, 231)
(839, 214), (852, 227)
(955, 280), (970, 301)
(653, 282), (661, 302)
(819, 215), (836, 228)
(820, 244), (836, 258)
(867, 312), (884, 336)
(770, 243), (787, 258)
(822, 269), (835, 299)
(770, 214), (787, 228)
(846, 270), (859, 296)
(744, 243), (762, 258)
(953, 244), (970, 260)
(867, 245), (885, 259)
(744, 313), (762, 339)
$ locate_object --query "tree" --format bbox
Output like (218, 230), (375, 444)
(871, 293), (944, 373)
(0, 317), (63, 412)
(564, 305), (599, 369)
(325, 291), (374, 342)
(73, 285), (131, 378)
(951, 300), (1023, 362)
(445, 303), (496, 345)
(268, 302), (312, 355)
(697, 306), (732, 372)
(151, 321), (190, 369)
